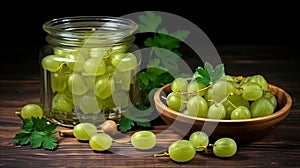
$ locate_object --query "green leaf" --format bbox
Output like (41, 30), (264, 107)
(138, 67), (174, 92)
(138, 11), (162, 32)
(158, 28), (168, 34)
(169, 30), (190, 41)
(195, 76), (211, 86)
(153, 48), (181, 74)
(32, 117), (48, 131)
(13, 116), (58, 150)
(14, 132), (31, 145)
(122, 104), (154, 122)
(119, 117), (135, 132)
(212, 64), (225, 83)
(148, 58), (160, 67)
(204, 62), (214, 77)
(146, 67), (167, 76)
(48, 124), (58, 134)
(144, 37), (157, 47)
(30, 132), (43, 148)
(21, 119), (33, 132)
(196, 66), (210, 79)
(148, 29), (190, 51)
(146, 71), (159, 82)
(195, 62), (225, 85)
(135, 121), (151, 127)
(42, 135), (57, 150)
(144, 31), (189, 74)
(195, 66), (210, 86)
(138, 67), (170, 91)
(150, 33), (180, 50)
(118, 103), (153, 133)
(141, 13), (190, 79)
(120, 12), (191, 133)
(139, 72), (149, 86)
(204, 62), (225, 83)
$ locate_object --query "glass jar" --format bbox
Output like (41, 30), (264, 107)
(39, 16), (140, 127)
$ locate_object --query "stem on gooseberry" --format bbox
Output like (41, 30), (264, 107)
(219, 93), (234, 104)
(208, 92), (234, 106)
(208, 143), (215, 147)
(59, 129), (74, 137)
(226, 99), (237, 109)
(161, 96), (167, 100)
(174, 84), (212, 95)
(207, 99), (216, 105)
(154, 151), (169, 157)
(15, 111), (23, 120)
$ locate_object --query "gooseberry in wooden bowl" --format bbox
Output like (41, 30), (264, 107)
(154, 82), (292, 144)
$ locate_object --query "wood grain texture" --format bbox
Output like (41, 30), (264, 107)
(0, 45), (300, 167)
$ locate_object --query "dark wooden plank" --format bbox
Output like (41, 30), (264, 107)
(0, 45), (300, 167)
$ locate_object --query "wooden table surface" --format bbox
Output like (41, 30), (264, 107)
(0, 45), (299, 167)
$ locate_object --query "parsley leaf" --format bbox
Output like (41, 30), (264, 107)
(139, 67), (174, 93)
(210, 63), (225, 83)
(138, 11), (162, 32)
(195, 62), (225, 85)
(144, 29), (190, 74)
(195, 66), (211, 86)
(123, 104), (154, 122)
(118, 12), (190, 132)
(13, 117), (57, 150)
(138, 11), (190, 75)
(135, 121), (151, 127)
(119, 117), (135, 133)
(119, 104), (153, 132)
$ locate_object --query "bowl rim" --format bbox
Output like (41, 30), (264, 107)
(154, 83), (292, 123)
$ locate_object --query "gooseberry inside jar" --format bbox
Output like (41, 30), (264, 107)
(39, 16), (140, 127)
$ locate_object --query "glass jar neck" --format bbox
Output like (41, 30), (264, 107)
(43, 16), (138, 48)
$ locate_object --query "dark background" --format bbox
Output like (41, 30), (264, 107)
(1, 1), (298, 46)
(0, 1), (299, 79)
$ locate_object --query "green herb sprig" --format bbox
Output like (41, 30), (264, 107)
(119, 104), (153, 132)
(13, 117), (57, 150)
(195, 62), (225, 86)
(118, 11), (191, 132)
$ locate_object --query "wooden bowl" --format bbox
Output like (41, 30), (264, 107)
(154, 83), (292, 143)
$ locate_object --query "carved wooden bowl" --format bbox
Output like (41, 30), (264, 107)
(154, 83), (292, 143)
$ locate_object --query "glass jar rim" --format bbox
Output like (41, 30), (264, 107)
(43, 16), (138, 47)
(43, 16), (138, 35)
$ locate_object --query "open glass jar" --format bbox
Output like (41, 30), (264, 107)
(39, 16), (140, 127)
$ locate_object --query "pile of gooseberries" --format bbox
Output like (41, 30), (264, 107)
(166, 74), (277, 120)
(67, 121), (157, 152)
(41, 45), (139, 119)
(155, 131), (237, 163)
(14, 104), (237, 162)
(71, 122), (116, 151)
(70, 123), (237, 163)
